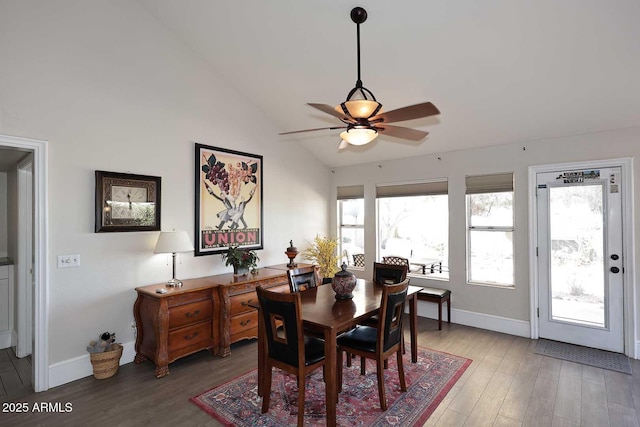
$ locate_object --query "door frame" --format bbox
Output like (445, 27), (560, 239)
(528, 158), (635, 357)
(0, 134), (48, 391)
(17, 155), (33, 358)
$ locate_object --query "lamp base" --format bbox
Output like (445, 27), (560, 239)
(166, 278), (183, 287)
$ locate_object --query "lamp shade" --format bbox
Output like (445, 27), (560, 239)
(335, 100), (382, 119)
(340, 128), (378, 146)
(154, 231), (194, 254)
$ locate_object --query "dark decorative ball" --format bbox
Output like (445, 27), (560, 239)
(350, 7), (367, 25)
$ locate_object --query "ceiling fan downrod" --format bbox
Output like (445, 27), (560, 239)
(347, 7), (376, 101)
(339, 6), (381, 120)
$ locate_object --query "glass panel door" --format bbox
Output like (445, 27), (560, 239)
(537, 166), (623, 352)
(549, 184), (604, 327)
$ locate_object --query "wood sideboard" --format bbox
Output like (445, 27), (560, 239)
(133, 263), (311, 377)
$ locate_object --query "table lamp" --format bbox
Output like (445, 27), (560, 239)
(154, 230), (193, 287)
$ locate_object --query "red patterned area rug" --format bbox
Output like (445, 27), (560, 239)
(190, 347), (471, 427)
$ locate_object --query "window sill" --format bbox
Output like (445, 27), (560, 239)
(467, 281), (515, 290)
(407, 273), (449, 282)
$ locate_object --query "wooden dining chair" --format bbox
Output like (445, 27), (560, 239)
(337, 279), (410, 411)
(373, 262), (408, 285)
(354, 262), (409, 363)
(287, 265), (321, 292)
(256, 286), (326, 427)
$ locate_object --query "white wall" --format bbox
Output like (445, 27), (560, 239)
(331, 127), (639, 338)
(0, 172), (6, 258)
(0, 0), (330, 371)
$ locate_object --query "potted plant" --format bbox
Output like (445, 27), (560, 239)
(222, 246), (259, 276)
(302, 235), (340, 281)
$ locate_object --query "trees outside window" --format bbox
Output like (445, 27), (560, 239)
(466, 173), (514, 286)
(338, 193), (365, 268)
(376, 180), (449, 279)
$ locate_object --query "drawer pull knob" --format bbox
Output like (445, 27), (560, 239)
(241, 299), (254, 307)
(186, 310), (200, 318)
(184, 332), (199, 340)
(240, 319), (252, 326)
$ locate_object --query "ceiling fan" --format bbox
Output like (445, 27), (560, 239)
(280, 6), (440, 149)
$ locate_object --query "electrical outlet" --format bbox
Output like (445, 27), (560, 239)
(57, 254), (80, 268)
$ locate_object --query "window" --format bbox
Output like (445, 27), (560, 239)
(466, 173), (514, 286)
(337, 186), (365, 268)
(376, 180), (448, 279)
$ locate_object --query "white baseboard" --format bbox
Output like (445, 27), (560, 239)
(0, 330), (12, 349)
(416, 300), (531, 338)
(49, 341), (136, 389)
(48, 306), (531, 388)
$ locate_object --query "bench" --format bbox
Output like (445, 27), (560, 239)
(417, 287), (451, 330)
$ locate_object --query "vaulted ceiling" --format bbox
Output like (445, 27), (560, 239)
(139, 1), (640, 167)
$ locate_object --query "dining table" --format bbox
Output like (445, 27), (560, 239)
(254, 279), (422, 427)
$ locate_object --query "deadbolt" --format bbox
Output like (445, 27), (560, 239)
(611, 254), (620, 260)
(610, 266), (620, 274)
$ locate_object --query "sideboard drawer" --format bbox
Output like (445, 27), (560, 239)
(169, 300), (213, 329)
(168, 322), (212, 352)
(230, 292), (258, 316)
(230, 310), (257, 337)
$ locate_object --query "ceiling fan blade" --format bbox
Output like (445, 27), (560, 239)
(370, 102), (440, 124)
(280, 126), (346, 135)
(376, 124), (428, 141)
(308, 103), (352, 121)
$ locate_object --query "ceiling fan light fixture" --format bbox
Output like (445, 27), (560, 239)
(336, 99), (382, 119)
(279, 7), (440, 145)
(340, 127), (378, 146)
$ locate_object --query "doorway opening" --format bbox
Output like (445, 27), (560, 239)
(0, 134), (48, 391)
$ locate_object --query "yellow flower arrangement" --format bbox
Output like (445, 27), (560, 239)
(302, 235), (340, 279)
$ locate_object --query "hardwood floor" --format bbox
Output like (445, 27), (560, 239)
(0, 348), (32, 399)
(1, 318), (639, 426)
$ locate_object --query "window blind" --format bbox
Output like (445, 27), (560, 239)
(465, 173), (514, 194)
(376, 180), (448, 198)
(337, 185), (364, 200)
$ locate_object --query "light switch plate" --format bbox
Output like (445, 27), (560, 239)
(58, 254), (80, 268)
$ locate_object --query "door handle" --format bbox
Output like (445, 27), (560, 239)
(610, 266), (620, 274)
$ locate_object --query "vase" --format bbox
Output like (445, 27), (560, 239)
(331, 263), (357, 300)
(233, 265), (249, 276)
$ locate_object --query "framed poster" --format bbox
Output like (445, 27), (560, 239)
(95, 170), (161, 232)
(194, 143), (263, 256)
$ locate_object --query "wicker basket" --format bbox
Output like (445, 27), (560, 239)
(89, 343), (123, 379)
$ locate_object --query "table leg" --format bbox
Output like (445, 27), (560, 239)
(324, 328), (337, 427)
(409, 293), (418, 363)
